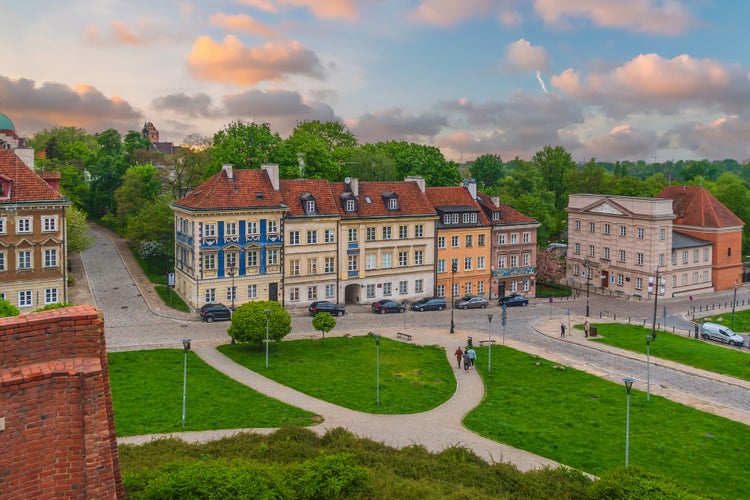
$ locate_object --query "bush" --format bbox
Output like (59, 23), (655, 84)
(34, 302), (71, 312)
(291, 453), (371, 499)
(0, 299), (20, 317)
(536, 282), (572, 298)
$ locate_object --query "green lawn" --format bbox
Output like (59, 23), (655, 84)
(108, 350), (318, 436)
(464, 346), (750, 499)
(581, 322), (750, 381)
(218, 334), (455, 414)
(154, 285), (190, 312)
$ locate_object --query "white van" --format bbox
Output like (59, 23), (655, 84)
(700, 322), (745, 347)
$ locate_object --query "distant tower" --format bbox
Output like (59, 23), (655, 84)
(142, 121), (159, 143)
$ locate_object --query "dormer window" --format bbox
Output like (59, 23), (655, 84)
(345, 199), (355, 212)
(492, 211), (500, 221)
(306, 200), (316, 213)
(443, 214), (450, 224)
(389, 198), (398, 210)
(300, 192), (317, 215)
(0, 175), (11, 200)
(382, 191), (399, 211)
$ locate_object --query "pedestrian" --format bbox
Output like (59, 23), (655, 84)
(584, 320), (589, 338)
(463, 350), (471, 372)
(560, 321), (566, 338)
(467, 347), (476, 368)
(467, 336), (473, 347)
(454, 346), (463, 369)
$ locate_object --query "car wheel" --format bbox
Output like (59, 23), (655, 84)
(337, 311), (344, 317)
(419, 307), (424, 312)
(701, 334), (708, 340)
(400, 307), (405, 313)
(523, 302), (528, 306)
(206, 316), (214, 323)
(438, 306), (444, 311)
(482, 303), (487, 308)
(380, 308), (386, 314)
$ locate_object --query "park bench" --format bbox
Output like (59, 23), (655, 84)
(478, 339), (496, 346)
(396, 332), (413, 341)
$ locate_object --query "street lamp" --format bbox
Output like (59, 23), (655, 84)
(732, 280), (738, 330)
(645, 335), (652, 401)
(487, 314), (493, 373)
(648, 268), (663, 401)
(623, 377), (635, 467)
(450, 261), (457, 334)
(181, 339), (191, 427)
(374, 334), (381, 406)
(264, 309), (270, 369)
(228, 265), (236, 311)
(583, 259), (592, 317)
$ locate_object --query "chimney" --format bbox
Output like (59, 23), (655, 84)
(261, 163), (280, 191)
(462, 178), (477, 200)
(405, 175), (425, 194)
(222, 164), (233, 180)
(491, 196), (500, 207)
(346, 177), (359, 197)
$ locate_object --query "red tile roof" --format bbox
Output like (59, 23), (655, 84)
(279, 179), (339, 217)
(173, 168), (284, 211)
(0, 150), (66, 203)
(426, 186), (491, 224)
(475, 192), (539, 225)
(657, 186), (743, 228)
(330, 180), (436, 218)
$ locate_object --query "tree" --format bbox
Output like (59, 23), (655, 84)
(275, 120), (358, 180)
(312, 312), (336, 342)
(536, 246), (565, 284)
(66, 206), (94, 253)
(364, 141), (461, 186)
(123, 130), (151, 155)
(532, 145), (576, 211)
(567, 158), (607, 195)
(349, 145), (398, 181)
(0, 299), (19, 318)
(114, 164), (162, 224)
(159, 148), (212, 198)
(228, 301), (291, 347)
(469, 154), (504, 189)
(211, 120), (281, 172)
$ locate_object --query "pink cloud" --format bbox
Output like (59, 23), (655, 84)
(407, 0), (496, 27)
(238, 0), (358, 21)
(505, 39), (549, 73)
(112, 21), (143, 45)
(210, 13), (279, 39)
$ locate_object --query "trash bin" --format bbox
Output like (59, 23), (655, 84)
(589, 327), (597, 337)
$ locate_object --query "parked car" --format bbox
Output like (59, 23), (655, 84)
(371, 299), (406, 314)
(308, 301), (346, 317)
(700, 322), (745, 347)
(454, 295), (488, 309)
(410, 297), (447, 312)
(200, 303), (232, 323)
(497, 294), (529, 307)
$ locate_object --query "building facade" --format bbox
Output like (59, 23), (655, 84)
(0, 149), (69, 310)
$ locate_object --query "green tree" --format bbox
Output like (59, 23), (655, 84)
(349, 145), (398, 181)
(125, 197), (174, 245)
(567, 158), (607, 195)
(532, 145), (576, 211)
(66, 206), (94, 253)
(228, 301), (292, 347)
(311, 312), (336, 342)
(469, 154), (504, 189)
(123, 130), (151, 155)
(160, 148), (212, 198)
(211, 120), (281, 172)
(0, 299), (20, 318)
(114, 164), (162, 224)
(365, 141), (461, 186)
(275, 120), (357, 180)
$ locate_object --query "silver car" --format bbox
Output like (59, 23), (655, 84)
(455, 296), (488, 309)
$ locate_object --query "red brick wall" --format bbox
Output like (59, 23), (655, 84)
(0, 305), (123, 499)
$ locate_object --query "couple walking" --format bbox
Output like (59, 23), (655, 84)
(455, 346), (476, 372)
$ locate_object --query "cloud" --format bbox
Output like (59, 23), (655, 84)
(209, 13), (279, 40)
(505, 38), (549, 73)
(583, 124), (658, 160)
(237, 0), (359, 21)
(533, 0), (699, 35)
(152, 92), (215, 118)
(350, 109), (448, 142)
(187, 35), (326, 85)
(664, 115), (750, 160)
(407, 0), (496, 26)
(112, 21), (143, 45)
(0, 75), (141, 134)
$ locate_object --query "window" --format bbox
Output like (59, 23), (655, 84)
(635, 277), (642, 290)
(477, 281), (485, 293)
(465, 235), (472, 247)
(510, 255), (518, 267)
(451, 258), (459, 272)
(226, 286), (236, 302)
(388, 198), (399, 210)
(443, 214), (451, 224)
(478, 234), (485, 246)
(399, 281), (408, 294)
(398, 251), (408, 267)
(225, 222), (237, 237)
(437, 284), (445, 297)
(522, 279), (529, 292)
(226, 252), (237, 270)
(17, 250), (31, 270)
(617, 274), (624, 286)
(247, 221), (258, 236)
(618, 250), (626, 262)
(348, 255), (358, 271)
(290, 259), (300, 276)
(492, 212), (500, 221)
(325, 284), (335, 298)
(451, 235), (459, 248)
(465, 282), (473, 294)
(42, 216), (57, 232)
(414, 250), (423, 265)
(498, 234), (506, 245)
(573, 264), (579, 275)
(575, 220), (581, 231)
(415, 279), (424, 293)
(205, 288), (216, 303)
(307, 230), (317, 245)
(18, 290), (32, 307)
(44, 249), (58, 268)
(523, 232), (530, 243)
(44, 288), (58, 305)
(603, 224), (610, 235)
(693, 249), (699, 263)
(438, 259), (445, 273)
(305, 200), (316, 214)
(464, 257), (472, 271)
(522, 253), (530, 266)
(452, 214), (459, 224)
(637, 227), (644, 239)
(308, 258), (317, 275)
(348, 228), (358, 242)
(399, 225), (408, 239)
(498, 256), (506, 269)
(682, 273), (687, 285)
(0, 217), (5, 234)
(462, 213), (470, 223)
(589, 222), (595, 232)
(452, 282), (459, 296)
(247, 284), (257, 299)
(682, 251), (688, 264)
(477, 256), (485, 270)
(366, 284), (376, 298)
(247, 250), (258, 267)
(382, 226), (392, 240)
(415, 225), (424, 238)
(289, 231), (300, 245)
(438, 236), (446, 249)
(672, 252), (677, 265)
(204, 223), (216, 238)
(289, 287), (300, 302)
(366, 253), (376, 270)
(383, 282), (392, 296)
(574, 243), (580, 255)
(659, 228), (665, 240)
(693, 272), (698, 284)
(510, 233), (518, 244)
(267, 220), (278, 234)
(603, 247), (610, 260)
(382, 253), (392, 268)
(325, 257), (335, 273)
(325, 229), (335, 243)
(366, 227), (376, 241)
(0, 252), (4, 271)
(703, 270), (709, 282)
(728, 247), (732, 257)
(510, 281), (518, 292)
(636, 253), (644, 266)
(345, 199), (355, 212)
(659, 254), (665, 266)
(589, 245), (595, 257)
(619, 226), (626, 237)
(307, 286), (318, 300)
(703, 248), (709, 261)
(267, 248), (278, 265)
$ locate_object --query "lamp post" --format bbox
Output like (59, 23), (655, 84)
(264, 309), (270, 369)
(181, 339), (191, 427)
(487, 313), (493, 373)
(623, 377), (635, 467)
(450, 261), (457, 334)
(645, 335), (652, 401)
(583, 259), (591, 317)
(375, 334), (381, 406)
(648, 267), (663, 401)
(732, 280), (738, 330)
(403, 300), (408, 330)
(228, 265), (236, 311)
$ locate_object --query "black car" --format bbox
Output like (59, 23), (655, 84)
(371, 299), (405, 314)
(308, 301), (346, 317)
(410, 297), (447, 312)
(200, 303), (232, 322)
(497, 294), (529, 307)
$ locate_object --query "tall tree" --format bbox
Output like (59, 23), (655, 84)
(347, 147), (398, 181)
(211, 120), (281, 172)
(469, 154), (504, 189)
(275, 121), (357, 180)
(65, 206), (94, 253)
(566, 158), (607, 195)
(365, 141), (461, 186)
(532, 145), (576, 211)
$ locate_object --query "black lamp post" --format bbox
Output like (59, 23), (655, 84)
(450, 261), (457, 334)
(623, 377), (635, 466)
(181, 339), (191, 427)
(375, 334), (381, 406)
(487, 313), (493, 373)
(584, 259), (591, 317)
(264, 309), (270, 369)
(732, 280), (738, 329)
(228, 265), (236, 311)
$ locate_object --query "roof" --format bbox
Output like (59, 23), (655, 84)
(331, 180), (436, 218)
(173, 168), (285, 211)
(279, 178), (339, 217)
(0, 149), (67, 204)
(475, 191), (539, 225)
(426, 186), (491, 225)
(672, 231), (710, 249)
(0, 112), (15, 131)
(657, 186), (744, 229)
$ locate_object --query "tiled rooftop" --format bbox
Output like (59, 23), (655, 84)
(657, 185), (744, 229)
(0, 149), (66, 203)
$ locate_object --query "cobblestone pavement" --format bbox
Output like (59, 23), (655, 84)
(76, 224), (750, 471)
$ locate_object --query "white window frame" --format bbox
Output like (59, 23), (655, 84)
(17, 250), (32, 270)
(204, 223), (216, 238)
(45, 288), (58, 305)
(205, 288), (216, 303)
(247, 221), (258, 236)
(382, 253), (392, 268)
(225, 222), (237, 237)
(415, 279), (424, 293)
(267, 220), (278, 234)
(267, 248), (279, 265)
(42, 216), (58, 232)
(325, 229), (335, 243)
(18, 290), (32, 308)
(307, 230), (318, 245)
(366, 253), (376, 270)
(44, 248), (58, 268)
(247, 284), (258, 299)
(414, 250), (423, 265)
(289, 231), (300, 245)
(415, 225), (424, 238)
(477, 256), (485, 270)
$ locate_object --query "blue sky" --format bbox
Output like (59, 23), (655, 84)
(3, 0), (750, 163)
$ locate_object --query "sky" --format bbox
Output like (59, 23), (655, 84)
(3, 0), (750, 163)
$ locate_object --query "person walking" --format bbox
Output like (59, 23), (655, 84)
(584, 320), (589, 338)
(467, 347), (476, 368)
(560, 322), (566, 338)
(463, 350), (471, 372)
(454, 346), (463, 369)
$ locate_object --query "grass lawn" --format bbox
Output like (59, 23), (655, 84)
(108, 350), (318, 437)
(218, 334), (455, 414)
(581, 322), (750, 381)
(154, 285), (190, 312)
(702, 308), (750, 333)
(464, 346), (750, 499)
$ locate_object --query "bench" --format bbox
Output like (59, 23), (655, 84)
(479, 339), (496, 346)
(396, 332), (413, 341)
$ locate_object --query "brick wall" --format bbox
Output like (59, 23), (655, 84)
(0, 305), (123, 499)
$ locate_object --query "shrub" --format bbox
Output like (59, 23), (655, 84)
(0, 299), (20, 317)
(291, 452), (371, 499)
